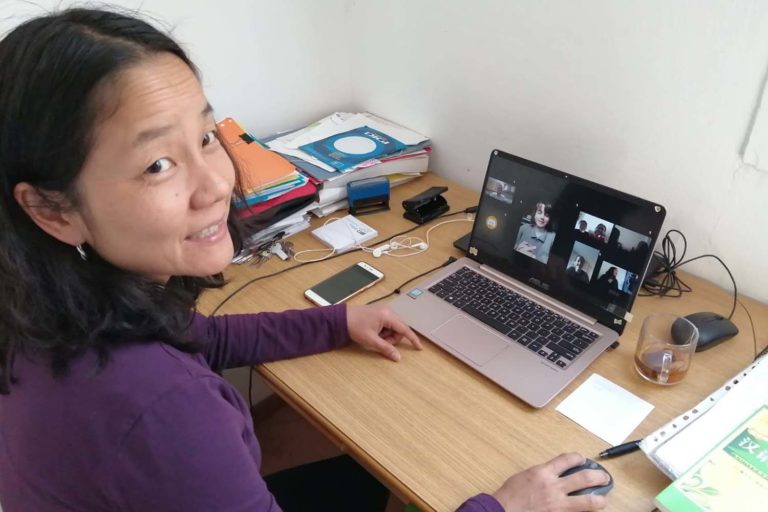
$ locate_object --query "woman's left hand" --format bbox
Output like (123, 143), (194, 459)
(346, 304), (423, 362)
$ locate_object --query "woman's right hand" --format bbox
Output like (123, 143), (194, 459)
(491, 453), (609, 512)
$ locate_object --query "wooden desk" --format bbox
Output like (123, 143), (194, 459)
(198, 175), (767, 512)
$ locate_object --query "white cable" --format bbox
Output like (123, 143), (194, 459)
(292, 247), (337, 263)
(425, 218), (474, 249)
(295, 215), (472, 261)
(292, 217), (342, 262)
(324, 217), (343, 225)
(294, 216), (376, 262)
(371, 217), (474, 259)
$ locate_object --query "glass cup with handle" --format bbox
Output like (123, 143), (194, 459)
(634, 313), (699, 385)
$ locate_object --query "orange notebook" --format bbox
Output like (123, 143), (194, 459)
(216, 117), (296, 191)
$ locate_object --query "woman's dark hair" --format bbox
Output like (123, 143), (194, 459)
(0, 8), (244, 393)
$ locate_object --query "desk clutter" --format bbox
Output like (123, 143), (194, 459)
(654, 405), (768, 512)
(222, 112), (431, 263)
(643, 353), (768, 511)
(347, 176), (390, 215)
(213, 118), (766, 507)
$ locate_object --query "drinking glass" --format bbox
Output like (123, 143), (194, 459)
(634, 313), (699, 385)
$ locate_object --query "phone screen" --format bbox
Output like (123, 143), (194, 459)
(308, 264), (382, 305)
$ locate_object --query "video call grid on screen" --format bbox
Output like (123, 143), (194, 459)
(470, 151), (665, 326)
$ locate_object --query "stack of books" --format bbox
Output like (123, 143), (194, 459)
(265, 112), (431, 216)
(219, 113), (430, 262)
(217, 118), (313, 211)
(217, 118), (318, 258)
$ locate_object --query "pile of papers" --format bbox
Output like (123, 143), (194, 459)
(266, 112), (431, 216)
(223, 113), (431, 264)
(217, 118), (318, 261)
(217, 118), (308, 209)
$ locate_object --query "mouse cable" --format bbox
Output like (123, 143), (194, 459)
(756, 341), (768, 362)
(210, 207), (478, 316)
(640, 230), (737, 320)
(640, 230), (761, 358)
(366, 256), (458, 305)
(738, 297), (761, 361)
(670, 256), (762, 360)
(672, 253), (737, 320)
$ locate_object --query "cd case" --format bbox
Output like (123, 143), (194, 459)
(311, 215), (378, 253)
(299, 126), (406, 171)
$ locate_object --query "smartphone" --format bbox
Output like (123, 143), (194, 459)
(304, 262), (384, 306)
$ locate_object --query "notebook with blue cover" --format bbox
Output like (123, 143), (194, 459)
(299, 126), (406, 171)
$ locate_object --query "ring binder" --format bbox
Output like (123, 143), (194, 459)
(640, 352), (768, 478)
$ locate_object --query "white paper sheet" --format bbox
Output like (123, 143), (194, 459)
(556, 373), (654, 446)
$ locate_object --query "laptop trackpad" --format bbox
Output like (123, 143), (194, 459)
(433, 315), (508, 366)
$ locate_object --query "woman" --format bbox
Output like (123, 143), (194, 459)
(514, 201), (557, 264)
(0, 8), (609, 512)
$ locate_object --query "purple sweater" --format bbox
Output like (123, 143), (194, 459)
(0, 305), (501, 512)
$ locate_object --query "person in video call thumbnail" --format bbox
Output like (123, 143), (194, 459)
(565, 255), (590, 283)
(514, 201), (556, 263)
(591, 223), (608, 243)
(595, 266), (619, 294)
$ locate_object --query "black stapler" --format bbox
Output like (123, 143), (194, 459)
(402, 186), (449, 224)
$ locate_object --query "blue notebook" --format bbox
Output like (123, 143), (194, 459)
(299, 126), (406, 171)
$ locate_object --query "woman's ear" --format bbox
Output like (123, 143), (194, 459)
(13, 183), (87, 246)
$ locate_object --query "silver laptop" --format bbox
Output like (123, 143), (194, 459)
(391, 149), (666, 407)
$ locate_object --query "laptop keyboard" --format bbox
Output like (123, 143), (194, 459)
(428, 266), (599, 369)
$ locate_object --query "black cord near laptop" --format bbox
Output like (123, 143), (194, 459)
(641, 229), (761, 359)
(366, 256), (458, 305)
(641, 229), (735, 319)
(231, 207), (476, 411)
(211, 206), (477, 316)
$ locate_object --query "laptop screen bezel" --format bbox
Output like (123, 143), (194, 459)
(467, 149), (666, 334)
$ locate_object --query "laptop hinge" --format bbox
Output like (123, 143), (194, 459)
(479, 264), (598, 326)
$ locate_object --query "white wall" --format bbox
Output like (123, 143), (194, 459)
(0, 0), (355, 135)
(2, 1), (766, 327)
(347, 0), (768, 303)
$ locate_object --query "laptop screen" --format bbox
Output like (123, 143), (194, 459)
(468, 150), (666, 332)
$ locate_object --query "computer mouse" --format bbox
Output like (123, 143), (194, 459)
(672, 312), (739, 352)
(559, 458), (614, 496)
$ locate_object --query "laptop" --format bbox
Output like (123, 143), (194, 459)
(390, 149), (666, 407)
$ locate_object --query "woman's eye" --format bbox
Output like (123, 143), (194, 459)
(146, 158), (172, 174)
(202, 130), (217, 147)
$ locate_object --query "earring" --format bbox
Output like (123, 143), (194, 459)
(75, 244), (87, 261)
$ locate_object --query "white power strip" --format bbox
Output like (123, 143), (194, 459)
(311, 215), (378, 253)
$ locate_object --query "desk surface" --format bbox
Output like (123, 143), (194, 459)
(198, 174), (767, 512)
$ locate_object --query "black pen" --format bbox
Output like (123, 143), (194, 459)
(598, 439), (642, 459)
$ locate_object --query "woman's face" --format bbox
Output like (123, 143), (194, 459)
(72, 53), (235, 281)
(533, 203), (550, 229)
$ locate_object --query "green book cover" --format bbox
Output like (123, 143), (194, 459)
(654, 404), (768, 511)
